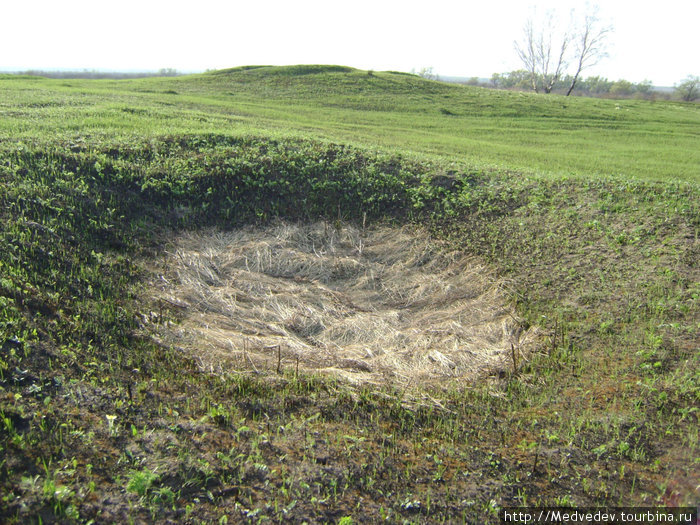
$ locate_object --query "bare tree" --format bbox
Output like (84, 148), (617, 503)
(566, 9), (612, 96)
(514, 6), (612, 96)
(412, 66), (439, 81)
(675, 76), (700, 101)
(514, 10), (569, 94)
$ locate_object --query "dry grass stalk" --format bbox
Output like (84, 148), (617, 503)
(153, 221), (540, 386)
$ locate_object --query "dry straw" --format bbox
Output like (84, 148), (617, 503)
(153, 221), (539, 386)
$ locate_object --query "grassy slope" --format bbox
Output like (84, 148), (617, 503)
(1, 66), (699, 182)
(0, 66), (698, 523)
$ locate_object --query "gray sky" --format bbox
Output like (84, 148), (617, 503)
(2, 0), (697, 85)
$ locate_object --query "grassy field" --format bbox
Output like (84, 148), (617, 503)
(2, 66), (699, 181)
(0, 66), (698, 523)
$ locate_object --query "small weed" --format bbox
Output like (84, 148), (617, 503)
(126, 469), (158, 498)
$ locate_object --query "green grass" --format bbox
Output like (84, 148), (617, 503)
(1, 65), (698, 182)
(0, 66), (698, 523)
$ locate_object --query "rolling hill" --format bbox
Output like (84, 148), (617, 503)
(0, 65), (698, 523)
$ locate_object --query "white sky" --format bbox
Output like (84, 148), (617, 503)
(1, 0), (697, 86)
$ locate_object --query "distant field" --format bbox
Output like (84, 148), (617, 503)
(0, 66), (697, 523)
(1, 66), (698, 182)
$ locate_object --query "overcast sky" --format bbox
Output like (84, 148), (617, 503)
(1, 0), (697, 86)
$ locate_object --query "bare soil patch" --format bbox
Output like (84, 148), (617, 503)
(150, 222), (539, 385)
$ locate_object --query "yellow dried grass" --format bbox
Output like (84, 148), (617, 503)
(153, 221), (539, 385)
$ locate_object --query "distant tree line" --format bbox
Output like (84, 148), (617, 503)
(502, 4), (698, 102)
(473, 71), (699, 101)
(12, 68), (181, 79)
(484, 70), (660, 99)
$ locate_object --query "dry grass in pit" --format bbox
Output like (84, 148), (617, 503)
(152, 222), (540, 386)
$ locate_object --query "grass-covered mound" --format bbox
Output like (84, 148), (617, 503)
(1, 133), (697, 523)
(2, 65), (699, 182)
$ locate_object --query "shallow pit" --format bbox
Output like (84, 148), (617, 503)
(150, 221), (539, 386)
